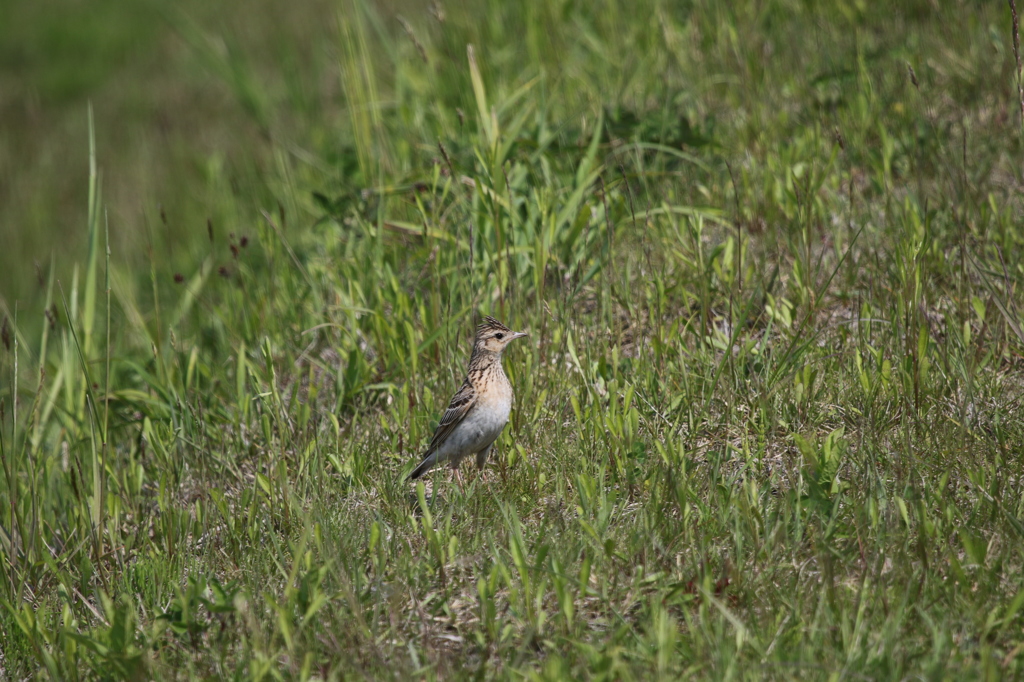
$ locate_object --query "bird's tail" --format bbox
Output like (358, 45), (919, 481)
(407, 452), (438, 480)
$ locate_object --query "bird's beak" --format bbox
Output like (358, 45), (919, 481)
(511, 331), (529, 340)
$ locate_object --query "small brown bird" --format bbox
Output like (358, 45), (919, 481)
(407, 316), (528, 481)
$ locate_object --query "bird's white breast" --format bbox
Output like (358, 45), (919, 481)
(434, 364), (514, 464)
(477, 388), (512, 430)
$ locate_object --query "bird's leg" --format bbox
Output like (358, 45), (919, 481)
(475, 443), (493, 483)
(454, 465), (465, 492)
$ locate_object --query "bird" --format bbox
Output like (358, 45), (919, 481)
(407, 316), (528, 482)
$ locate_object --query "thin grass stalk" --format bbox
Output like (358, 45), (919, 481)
(494, 181), (505, 315)
(436, 140), (477, 291)
(13, 302), (48, 607)
(83, 105), (100, 361)
(11, 307), (15, 500)
(1010, 0), (1024, 134)
(467, 44), (495, 152)
(103, 213), (112, 560)
(18, 347), (48, 605)
(501, 161), (517, 312)
(599, 175), (614, 328)
(339, 0), (389, 181)
(1, 312), (21, 603)
(30, 259), (56, 453)
(57, 283), (105, 567)
(339, 4), (372, 180)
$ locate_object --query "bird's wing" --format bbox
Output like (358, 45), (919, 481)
(425, 379), (476, 453)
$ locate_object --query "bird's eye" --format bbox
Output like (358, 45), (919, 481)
(494, 333), (504, 340)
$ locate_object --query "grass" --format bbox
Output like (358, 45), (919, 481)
(3, 0), (1024, 678)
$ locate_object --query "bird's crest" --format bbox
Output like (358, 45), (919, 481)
(477, 316), (511, 336)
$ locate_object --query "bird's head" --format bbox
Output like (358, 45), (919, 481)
(474, 316), (528, 355)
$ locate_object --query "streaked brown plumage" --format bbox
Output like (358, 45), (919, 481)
(407, 316), (527, 480)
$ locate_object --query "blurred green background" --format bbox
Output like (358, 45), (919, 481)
(4, 0), (1015, 315)
(0, 0), (336, 303)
